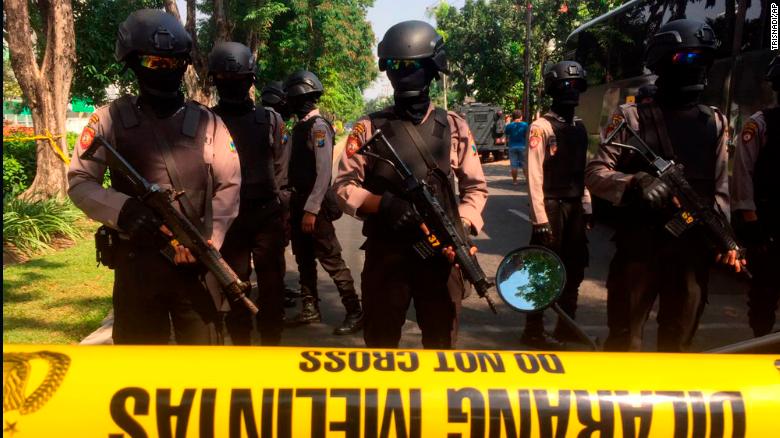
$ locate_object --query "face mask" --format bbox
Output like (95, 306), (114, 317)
(393, 94), (431, 124)
(288, 95), (317, 119)
(386, 63), (436, 98)
(132, 65), (186, 98)
(549, 79), (582, 106)
(215, 77), (254, 105)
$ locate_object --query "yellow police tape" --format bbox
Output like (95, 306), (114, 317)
(3, 345), (779, 437)
(7, 132), (70, 165)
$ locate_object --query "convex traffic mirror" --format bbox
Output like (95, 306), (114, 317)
(495, 246), (566, 313)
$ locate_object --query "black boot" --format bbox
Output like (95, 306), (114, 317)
(292, 296), (321, 324)
(334, 310), (363, 335)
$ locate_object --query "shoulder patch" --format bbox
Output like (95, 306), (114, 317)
(605, 113), (625, 137)
(314, 129), (327, 148)
(529, 126), (543, 149)
(79, 126), (96, 150)
(549, 135), (558, 156)
(228, 135), (236, 153)
(741, 120), (758, 143)
(467, 133), (478, 156)
(346, 124), (366, 158)
(88, 113), (100, 125)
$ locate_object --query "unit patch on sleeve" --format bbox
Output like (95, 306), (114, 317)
(604, 113), (624, 137)
(314, 129), (327, 148)
(529, 127), (543, 149)
(741, 120), (758, 144)
(228, 136), (237, 153)
(346, 124), (366, 158)
(79, 126), (96, 150)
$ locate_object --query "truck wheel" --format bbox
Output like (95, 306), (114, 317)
(494, 151), (507, 161)
(480, 151), (491, 162)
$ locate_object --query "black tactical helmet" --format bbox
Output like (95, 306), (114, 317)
(284, 70), (324, 98)
(378, 20), (449, 74)
(208, 42), (256, 76)
(261, 81), (286, 105)
(543, 61), (587, 94)
(115, 9), (192, 63)
(766, 55), (780, 84)
(637, 83), (658, 101)
(645, 19), (718, 71)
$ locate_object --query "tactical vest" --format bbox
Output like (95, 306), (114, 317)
(540, 114), (588, 199)
(289, 116), (333, 196)
(755, 108), (780, 229)
(108, 95), (212, 234)
(213, 105), (275, 201)
(363, 107), (458, 239)
(636, 102), (718, 204)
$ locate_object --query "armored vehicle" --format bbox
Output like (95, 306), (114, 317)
(462, 103), (506, 161)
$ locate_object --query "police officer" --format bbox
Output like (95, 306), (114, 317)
(522, 61), (592, 349)
(733, 55), (780, 337)
(333, 20), (488, 349)
(585, 19), (741, 352)
(285, 70), (363, 335)
(261, 81), (292, 121)
(208, 42), (287, 345)
(68, 9), (241, 345)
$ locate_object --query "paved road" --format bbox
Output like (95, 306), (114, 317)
(83, 158), (769, 350)
(277, 159), (764, 352)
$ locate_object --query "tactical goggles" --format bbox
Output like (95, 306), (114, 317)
(555, 79), (586, 91)
(138, 55), (188, 70)
(384, 58), (423, 71)
(670, 50), (711, 66)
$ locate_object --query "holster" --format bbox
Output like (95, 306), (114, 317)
(95, 225), (120, 269)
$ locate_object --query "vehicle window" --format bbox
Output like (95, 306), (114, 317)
(474, 113), (488, 122)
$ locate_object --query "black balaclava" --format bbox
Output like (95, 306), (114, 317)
(549, 81), (581, 123)
(288, 94), (318, 119)
(214, 76), (254, 112)
(387, 63), (437, 124)
(129, 57), (186, 118)
(654, 57), (711, 107)
(271, 102), (293, 121)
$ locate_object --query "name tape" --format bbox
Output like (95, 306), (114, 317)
(3, 345), (778, 437)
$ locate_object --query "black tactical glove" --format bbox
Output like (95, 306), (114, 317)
(117, 198), (163, 242)
(633, 171), (672, 209)
(379, 192), (423, 232)
(532, 223), (554, 246)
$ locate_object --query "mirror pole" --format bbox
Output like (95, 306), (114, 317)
(551, 303), (598, 351)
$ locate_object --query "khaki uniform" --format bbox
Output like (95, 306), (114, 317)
(524, 112), (591, 340)
(289, 109), (359, 314)
(68, 97), (241, 344)
(733, 111), (780, 336)
(585, 102), (729, 351)
(334, 105), (488, 348)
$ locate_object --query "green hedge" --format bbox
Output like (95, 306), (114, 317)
(3, 196), (83, 256)
(2, 130), (80, 195)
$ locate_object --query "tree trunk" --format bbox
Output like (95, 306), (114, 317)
(4, 0), (76, 201)
(164, 0), (213, 105)
(214, 0), (232, 43)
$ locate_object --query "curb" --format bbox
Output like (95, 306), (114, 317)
(80, 310), (114, 345)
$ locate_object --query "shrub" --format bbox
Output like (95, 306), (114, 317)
(3, 196), (83, 256)
(3, 154), (28, 195)
(3, 126), (37, 192)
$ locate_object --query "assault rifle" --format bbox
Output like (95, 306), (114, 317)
(603, 119), (751, 278)
(81, 136), (259, 314)
(358, 129), (498, 313)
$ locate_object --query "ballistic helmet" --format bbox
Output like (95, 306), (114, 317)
(284, 70), (324, 98)
(378, 20), (449, 74)
(115, 9), (192, 63)
(261, 81), (287, 106)
(543, 61), (588, 95)
(645, 19), (718, 71)
(208, 42), (256, 76)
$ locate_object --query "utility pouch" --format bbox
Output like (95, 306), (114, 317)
(322, 188), (344, 222)
(95, 225), (120, 269)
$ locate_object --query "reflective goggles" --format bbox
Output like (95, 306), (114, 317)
(384, 58), (423, 71)
(138, 55), (188, 70)
(670, 50), (710, 66)
(555, 79), (585, 91)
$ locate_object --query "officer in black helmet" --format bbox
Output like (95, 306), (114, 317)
(208, 42), (288, 345)
(522, 61), (592, 349)
(262, 81), (292, 121)
(285, 70), (363, 335)
(586, 19), (742, 351)
(68, 9), (241, 345)
(333, 21), (488, 349)
(733, 55), (780, 337)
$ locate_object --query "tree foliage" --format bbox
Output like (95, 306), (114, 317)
(433, 0), (621, 115)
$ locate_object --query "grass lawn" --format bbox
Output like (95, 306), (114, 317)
(3, 232), (113, 344)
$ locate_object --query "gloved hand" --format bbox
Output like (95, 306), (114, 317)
(117, 198), (163, 242)
(379, 192), (423, 232)
(633, 171), (672, 209)
(532, 223), (554, 246)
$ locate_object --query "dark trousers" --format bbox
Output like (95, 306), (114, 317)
(362, 238), (464, 349)
(290, 202), (358, 311)
(221, 201), (286, 345)
(112, 241), (219, 345)
(747, 243), (780, 337)
(525, 198), (588, 338)
(604, 234), (709, 352)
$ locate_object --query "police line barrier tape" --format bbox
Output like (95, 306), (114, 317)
(3, 345), (779, 437)
(6, 132), (70, 165)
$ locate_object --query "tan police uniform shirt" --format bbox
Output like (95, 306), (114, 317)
(585, 103), (730, 218)
(68, 100), (241, 250)
(334, 105), (488, 234)
(299, 109), (334, 215)
(525, 112), (593, 225)
(733, 111), (767, 212)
